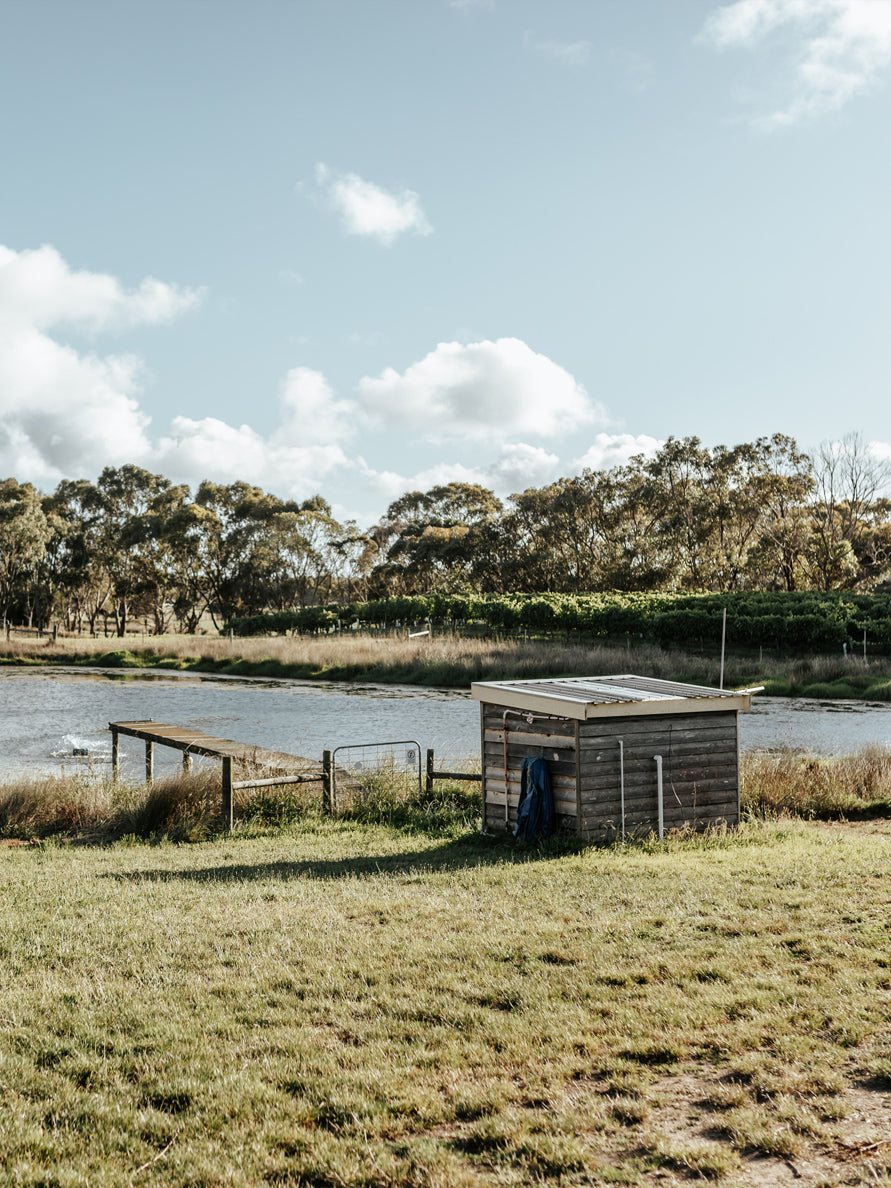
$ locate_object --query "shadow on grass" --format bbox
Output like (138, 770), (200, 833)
(102, 831), (588, 883)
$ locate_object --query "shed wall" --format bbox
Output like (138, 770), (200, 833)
(481, 704), (577, 833)
(578, 710), (739, 840)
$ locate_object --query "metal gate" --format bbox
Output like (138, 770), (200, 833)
(330, 740), (422, 810)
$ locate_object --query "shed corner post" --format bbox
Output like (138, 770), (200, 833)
(322, 750), (333, 814)
(574, 721), (582, 836)
(221, 756), (233, 830)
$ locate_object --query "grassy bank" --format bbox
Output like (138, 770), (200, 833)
(2, 810), (891, 1184)
(3, 744), (891, 845)
(5, 631), (891, 699)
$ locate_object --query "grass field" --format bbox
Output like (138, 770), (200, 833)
(2, 801), (891, 1185)
(5, 630), (891, 700)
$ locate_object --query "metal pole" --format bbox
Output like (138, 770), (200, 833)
(719, 608), (727, 690)
(322, 750), (332, 814)
(221, 756), (233, 829)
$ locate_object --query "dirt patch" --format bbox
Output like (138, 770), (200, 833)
(632, 1071), (891, 1186)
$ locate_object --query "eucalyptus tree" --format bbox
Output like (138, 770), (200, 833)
(806, 433), (891, 590)
(91, 466), (174, 635)
(44, 479), (110, 633)
(371, 482), (503, 595)
(0, 478), (52, 625)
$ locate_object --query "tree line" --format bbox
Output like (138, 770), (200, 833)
(1, 432), (890, 636)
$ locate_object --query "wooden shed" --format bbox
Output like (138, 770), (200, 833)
(472, 674), (754, 841)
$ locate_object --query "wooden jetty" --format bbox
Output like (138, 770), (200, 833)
(108, 720), (328, 828)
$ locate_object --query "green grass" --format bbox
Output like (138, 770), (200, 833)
(2, 814), (891, 1184)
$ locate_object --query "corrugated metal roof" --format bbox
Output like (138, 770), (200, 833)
(471, 674), (752, 720)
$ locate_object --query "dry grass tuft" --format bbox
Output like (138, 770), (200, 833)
(741, 745), (891, 819)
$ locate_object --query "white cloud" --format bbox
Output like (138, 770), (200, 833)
(0, 242), (353, 501)
(571, 433), (662, 473)
(0, 244), (202, 484)
(0, 243), (201, 333)
(274, 367), (355, 447)
(314, 163), (432, 245)
(155, 417), (350, 500)
(358, 442), (560, 509)
(524, 31), (592, 67)
(488, 443), (559, 490)
(700, 0), (891, 125)
(357, 338), (601, 440)
(357, 458), (488, 505)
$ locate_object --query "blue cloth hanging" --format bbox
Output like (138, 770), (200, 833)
(514, 756), (554, 842)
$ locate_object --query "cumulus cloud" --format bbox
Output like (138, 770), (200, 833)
(357, 458), (488, 505)
(155, 417), (350, 498)
(700, 0), (891, 125)
(275, 367), (355, 447)
(0, 244), (204, 485)
(0, 243), (201, 333)
(571, 432), (662, 473)
(358, 442), (561, 508)
(357, 338), (601, 440)
(0, 243), (353, 500)
(315, 163), (432, 245)
(488, 443), (560, 490)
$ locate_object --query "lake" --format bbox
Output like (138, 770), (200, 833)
(2, 666), (891, 779)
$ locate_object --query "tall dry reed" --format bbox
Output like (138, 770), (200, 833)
(741, 745), (891, 819)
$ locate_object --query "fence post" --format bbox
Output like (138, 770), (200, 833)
(222, 756), (233, 830)
(426, 748), (435, 795)
(322, 750), (332, 814)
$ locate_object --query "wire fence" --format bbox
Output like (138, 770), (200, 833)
(330, 740), (422, 810)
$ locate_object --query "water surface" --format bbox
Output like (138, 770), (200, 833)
(2, 666), (890, 778)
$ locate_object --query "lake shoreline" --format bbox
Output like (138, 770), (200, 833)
(3, 632), (891, 702)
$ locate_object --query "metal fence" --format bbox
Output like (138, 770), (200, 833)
(330, 739), (422, 810)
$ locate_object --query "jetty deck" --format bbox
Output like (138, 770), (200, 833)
(109, 720), (325, 826)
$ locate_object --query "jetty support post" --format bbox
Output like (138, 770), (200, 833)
(182, 749), (192, 773)
(426, 748), (435, 795)
(111, 728), (119, 781)
(322, 750), (332, 814)
(145, 741), (154, 785)
(222, 757), (233, 830)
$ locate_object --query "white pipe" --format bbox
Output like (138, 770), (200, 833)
(618, 739), (625, 842)
(654, 755), (664, 839)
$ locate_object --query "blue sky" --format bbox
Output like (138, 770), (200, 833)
(2, 0), (891, 523)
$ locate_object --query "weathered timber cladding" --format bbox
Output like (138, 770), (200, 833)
(481, 705), (576, 833)
(577, 710), (739, 841)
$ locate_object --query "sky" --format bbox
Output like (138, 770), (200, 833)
(2, 0), (891, 525)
